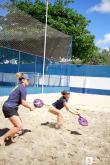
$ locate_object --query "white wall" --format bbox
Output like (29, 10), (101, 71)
(70, 76), (110, 90)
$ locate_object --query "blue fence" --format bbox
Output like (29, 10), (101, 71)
(0, 64), (110, 96)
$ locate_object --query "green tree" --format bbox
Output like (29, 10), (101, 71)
(87, 48), (105, 65)
(100, 48), (110, 65)
(55, 0), (74, 6)
(10, 0), (18, 5)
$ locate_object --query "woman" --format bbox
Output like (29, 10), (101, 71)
(0, 73), (33, 145)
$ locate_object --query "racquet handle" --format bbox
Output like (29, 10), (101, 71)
(68, 109), (80, 116)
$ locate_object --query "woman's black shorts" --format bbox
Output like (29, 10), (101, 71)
(2, 105), (19, 118)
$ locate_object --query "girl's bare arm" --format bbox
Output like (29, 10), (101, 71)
(64, 103), (79, 115)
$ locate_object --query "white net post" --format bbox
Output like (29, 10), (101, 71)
(18, 50), (20, 72)
(41, 0), (49, 94)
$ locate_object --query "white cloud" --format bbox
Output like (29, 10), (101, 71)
(96, 33), (110, 47)
(88, 0), (110, 13)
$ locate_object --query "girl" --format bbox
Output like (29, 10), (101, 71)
(49, 90), (78, 129)
(0, 73), (33, 145)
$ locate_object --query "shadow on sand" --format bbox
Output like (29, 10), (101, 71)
(67, 129), (82, 135)
(41, 121), (56, 128)
(41, 122), (82, 135)
(0, 128), (31, 146)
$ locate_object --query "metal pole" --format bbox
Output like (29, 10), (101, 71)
(18, 50), (20, 72)
(41, 0), (49, 94)
(34, 56), (37, 86)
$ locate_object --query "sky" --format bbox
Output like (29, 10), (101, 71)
(0, 0), (110, 49)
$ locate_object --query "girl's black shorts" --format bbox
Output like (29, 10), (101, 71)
(2, 105), (19, 118)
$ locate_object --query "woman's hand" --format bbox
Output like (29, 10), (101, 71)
(29, 107), (34, 111)
(21, 100), (34, 111)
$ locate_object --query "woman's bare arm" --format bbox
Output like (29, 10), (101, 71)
(21, 100), (33, 111)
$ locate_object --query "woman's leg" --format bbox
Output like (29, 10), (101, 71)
(0, 115), (22, 145)
(49, 108), (63, 128)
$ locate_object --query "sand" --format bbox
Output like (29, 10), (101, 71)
(0, 93), (110, 165)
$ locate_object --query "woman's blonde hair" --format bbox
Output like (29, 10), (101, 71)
(16, 72), (24, 80)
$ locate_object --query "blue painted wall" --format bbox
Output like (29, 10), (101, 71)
(46, 64), (110, 77)
(0, 63), (110, 96)
(1, 63), (110, 77)
(0, 86), (70, 96)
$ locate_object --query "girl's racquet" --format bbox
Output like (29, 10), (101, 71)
(68, 109), (88, 126)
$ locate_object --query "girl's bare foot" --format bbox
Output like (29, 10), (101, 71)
(55, 123), (61, 129)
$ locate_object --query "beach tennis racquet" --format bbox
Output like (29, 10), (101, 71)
(68, 109), (88, 126)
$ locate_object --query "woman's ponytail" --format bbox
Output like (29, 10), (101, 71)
(16, 72), (24, 81)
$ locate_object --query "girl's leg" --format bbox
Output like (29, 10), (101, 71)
(49, 109), (63, 128)
(56, 113), (63, 128)
(0, 115), (22, 145)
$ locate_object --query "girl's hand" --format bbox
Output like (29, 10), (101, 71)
(76, 111), (80, 115)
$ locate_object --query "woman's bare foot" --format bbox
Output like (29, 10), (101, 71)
(17, 130), (23, 136)
(5, 137), (16, 143)
(0, 137), (5, 146)
(11, 137), (16, 143)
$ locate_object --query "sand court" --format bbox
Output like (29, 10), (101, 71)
(0, 93), (110, 165)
